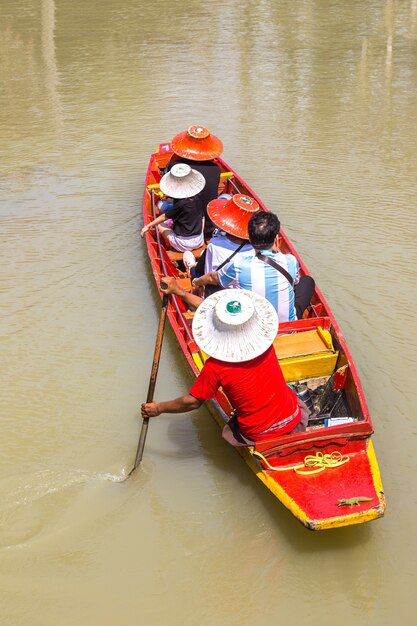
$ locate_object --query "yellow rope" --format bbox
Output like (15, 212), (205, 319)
(250, 450), (350, 475)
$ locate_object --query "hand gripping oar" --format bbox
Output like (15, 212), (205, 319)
(127, 290), (169, 477)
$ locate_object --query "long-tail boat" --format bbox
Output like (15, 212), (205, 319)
(141, 141), (386, 530)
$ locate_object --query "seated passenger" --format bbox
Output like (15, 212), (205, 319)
(141, 164), (205, 253)
(141, 290), (309, 445)
(167, 125), (223, 238)
(192, 212), (315, 322)
(183, 193), (260, 296)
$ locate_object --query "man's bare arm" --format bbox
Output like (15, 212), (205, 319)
(192, 271), (220, 288)
(160, 276), (203, 311)
(141, 394), (203, 418)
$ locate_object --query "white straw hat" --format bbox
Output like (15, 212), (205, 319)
(192, 289), (278, 363)
(159, 163), (206, 199)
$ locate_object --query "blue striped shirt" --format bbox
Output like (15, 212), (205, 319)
(217, 249), (300, 322)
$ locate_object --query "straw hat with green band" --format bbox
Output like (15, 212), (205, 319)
(192, 289), (278, 363)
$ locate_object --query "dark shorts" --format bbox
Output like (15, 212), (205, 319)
(221, 398), (310, 448)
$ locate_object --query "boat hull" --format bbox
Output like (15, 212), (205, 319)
(141, 143), (386, 530)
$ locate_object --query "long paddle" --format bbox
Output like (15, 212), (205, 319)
(127, 290), (169, 477)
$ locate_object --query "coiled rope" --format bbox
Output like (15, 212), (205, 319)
(250, 450), (350, 475)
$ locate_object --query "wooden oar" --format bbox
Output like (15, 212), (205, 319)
(127, 290), (169, 477)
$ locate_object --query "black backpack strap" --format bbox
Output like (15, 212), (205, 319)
(256, 252), (294, 287)
(204, 242), (247, 298)
(216, 241), (247, 272)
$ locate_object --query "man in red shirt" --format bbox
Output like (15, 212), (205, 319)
(141, 290), (308, 445)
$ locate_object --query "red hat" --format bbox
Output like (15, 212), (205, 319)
(171, 125), (223, 161)
(207, 194), (261, 239)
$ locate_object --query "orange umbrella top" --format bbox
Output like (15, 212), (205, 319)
(207, 194), (261, 239)
(171, 125), (223, 161)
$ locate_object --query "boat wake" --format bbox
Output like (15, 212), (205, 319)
(0, 466), (129, 549)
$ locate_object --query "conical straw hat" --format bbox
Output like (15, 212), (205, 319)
(171, 125), (223, 161)
(159, 163), (206, 199)
(207, 194), (261, 239)
(192, 289), (278, 363)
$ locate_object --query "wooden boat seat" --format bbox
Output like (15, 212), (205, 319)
(166, 245), (206, 263)
(176, 277), (192, 292)
(274, 326), (339, 383)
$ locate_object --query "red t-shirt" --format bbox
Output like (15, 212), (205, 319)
(189, 346), (300, 440)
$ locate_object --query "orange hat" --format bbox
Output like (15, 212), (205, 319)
(207, 194), (261, 239)
(171, 125), (223, 161)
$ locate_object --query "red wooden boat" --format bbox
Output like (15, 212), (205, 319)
(141, 141), (386, 530)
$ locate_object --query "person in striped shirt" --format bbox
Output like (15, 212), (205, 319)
(192, 211), (315, 322)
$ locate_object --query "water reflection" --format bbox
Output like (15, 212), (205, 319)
(41, 0), (63, 134)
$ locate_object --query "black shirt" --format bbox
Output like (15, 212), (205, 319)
(167, 156), (221, 233)
(165, 196), (204, 237)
